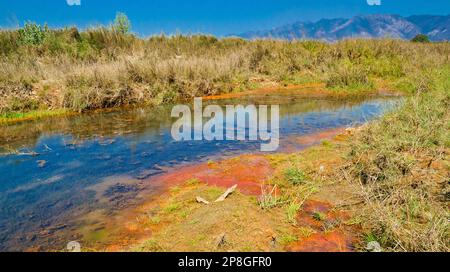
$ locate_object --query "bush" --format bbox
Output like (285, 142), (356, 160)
(18, 22), (48, 45)
(411, 34), (430, 43)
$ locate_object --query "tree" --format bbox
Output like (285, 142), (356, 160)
(411, 34), (430, 43)
(113, 12), (131, 34)
(18, 22), (48, 45)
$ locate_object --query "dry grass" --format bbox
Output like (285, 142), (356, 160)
(1, 26), (449, 115)
(337, 66), (450, 251)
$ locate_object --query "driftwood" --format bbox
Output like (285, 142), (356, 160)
(196, 184), (238, 205)
(196, 196), (210, 205)
(214, 184), (237, 202)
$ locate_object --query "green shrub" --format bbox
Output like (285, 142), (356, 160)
(18, 22), (48, 45)
(411, 34), (430, 43)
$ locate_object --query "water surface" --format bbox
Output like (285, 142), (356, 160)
(0, 93), (400, 251)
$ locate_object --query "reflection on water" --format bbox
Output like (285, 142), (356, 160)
(0, 93), (400, 251)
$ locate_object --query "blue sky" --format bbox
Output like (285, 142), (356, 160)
(0, 0), (449, 36)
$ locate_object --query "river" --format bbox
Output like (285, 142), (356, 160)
(0, 91), (400, 251)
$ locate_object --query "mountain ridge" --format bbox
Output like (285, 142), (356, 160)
(234, 14), (450, 41)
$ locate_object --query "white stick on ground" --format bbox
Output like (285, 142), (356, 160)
(215, 184), (237, 202)
(196, 196), (210, 205)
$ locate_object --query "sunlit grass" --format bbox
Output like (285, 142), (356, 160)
(0, 109), (69, 124)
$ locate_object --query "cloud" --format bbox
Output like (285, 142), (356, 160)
(66, 0), (81, 6)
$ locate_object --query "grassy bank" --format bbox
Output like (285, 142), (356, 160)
(0, 109), (70, 124)
(1, 23), (449, 121)
(344, 67), (450, 251)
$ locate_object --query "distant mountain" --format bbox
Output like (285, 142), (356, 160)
(235, 14), (450, 41)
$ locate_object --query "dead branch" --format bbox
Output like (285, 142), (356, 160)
(215, 184), (237, 202)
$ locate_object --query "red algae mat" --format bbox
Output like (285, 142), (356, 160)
(147, 154), (274, 195)
(289, 231), (356, 252)
(287, 200), (360, 252)
(83, 155), (276, 250)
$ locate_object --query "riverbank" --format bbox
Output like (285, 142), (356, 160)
(1, 27), (449, 122)
(0, 82), (397, 125)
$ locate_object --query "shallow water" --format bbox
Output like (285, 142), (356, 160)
(0, 92), (400, 251)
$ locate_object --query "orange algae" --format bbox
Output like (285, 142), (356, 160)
(288, 231), (356, 252)
(287, 200), (360, 252)
(147, 154), (274, 195)
(77, 154), (276, 250)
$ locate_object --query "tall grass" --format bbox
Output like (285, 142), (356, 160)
(1, 26), (449, 114)
(347, 66), (450, 251)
